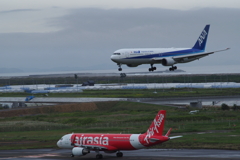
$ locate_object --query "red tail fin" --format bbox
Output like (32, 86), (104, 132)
(144, 110), (166, 139)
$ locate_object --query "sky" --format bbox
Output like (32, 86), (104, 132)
(0, 0), (240, 74)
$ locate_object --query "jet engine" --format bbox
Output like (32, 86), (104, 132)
(127, 64), (139, 67)
(162, 58), (176, 66)
(72, 147), (89, 156)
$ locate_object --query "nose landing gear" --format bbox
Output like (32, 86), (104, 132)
(118, 64), (122, 71)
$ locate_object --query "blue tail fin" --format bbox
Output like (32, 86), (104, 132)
(192, 25), (210, 50)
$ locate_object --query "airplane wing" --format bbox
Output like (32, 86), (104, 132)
(173, 48), (230, 62)
(151, 48), (230, 63)
(151, 57), (163, 62)
(74, 144), (118, 151)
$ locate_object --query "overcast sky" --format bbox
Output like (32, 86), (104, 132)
(0, 0), (239, 74)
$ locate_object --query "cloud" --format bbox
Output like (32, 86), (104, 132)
(0, 8), (239, 73)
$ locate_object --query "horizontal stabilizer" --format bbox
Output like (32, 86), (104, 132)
(169, 136), (182, 139)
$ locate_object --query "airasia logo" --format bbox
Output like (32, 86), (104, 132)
(144, 114), (164, 144)
(74, 135), (109, 145)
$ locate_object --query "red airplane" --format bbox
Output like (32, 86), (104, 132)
(57, 110), (181, 159)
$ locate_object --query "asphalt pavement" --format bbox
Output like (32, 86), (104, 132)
(1, 149), (240, 160)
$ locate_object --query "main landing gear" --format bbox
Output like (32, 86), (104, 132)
(149, 64), (156, 72)
(116, 151), (123, 157)
(95, 152), (123, 159)
(169, 66), (177, 71)
(118, 64), (122, 71)
(95, 150), (103, 159)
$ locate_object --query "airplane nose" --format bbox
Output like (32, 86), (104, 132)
(57, 140), (61, 148)
(110, 55), (117, 62)
(110, 55), (114, 60)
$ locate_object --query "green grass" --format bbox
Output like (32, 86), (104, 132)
(1, 101), (240, 150)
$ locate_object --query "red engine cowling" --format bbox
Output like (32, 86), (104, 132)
(162, 58), (176, 66)
(72, 147), (88, 156)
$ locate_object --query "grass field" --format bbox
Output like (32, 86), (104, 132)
(1, 101), (240, 150)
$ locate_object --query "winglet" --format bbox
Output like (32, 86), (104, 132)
(165, 128), (172, 137)
(192, 24), (210, 50)
(165, 128), (182, 140)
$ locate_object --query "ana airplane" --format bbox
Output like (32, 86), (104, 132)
(110, 24), (230, 72)
(57, 110), (181, 159)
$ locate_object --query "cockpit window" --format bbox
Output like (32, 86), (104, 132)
(113, 53), (121, 55)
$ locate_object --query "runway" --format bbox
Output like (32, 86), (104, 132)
(1, 149), (240, 160)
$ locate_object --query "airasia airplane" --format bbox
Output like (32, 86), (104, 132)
(110, 24), (230, 72)
(57, 110), (181, 159)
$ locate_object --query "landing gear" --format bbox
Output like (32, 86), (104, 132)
(149, 64), (157, 72)
(70, 154), (74, 157)
(169, 66), (177, 71)
(96, 154), (103, 159)
(95, 149), (103, 159)
(118, 64), (122, 71)
(116, 151), (123, 157)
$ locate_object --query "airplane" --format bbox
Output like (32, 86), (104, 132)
(57, 110), (182, 159)
(110, 24), (230, 72)
(22, 88), (49, 94)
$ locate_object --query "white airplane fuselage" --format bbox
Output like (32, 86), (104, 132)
(111, 47), (196, 66)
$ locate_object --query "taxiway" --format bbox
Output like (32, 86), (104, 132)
(1, 149), (240, 160)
